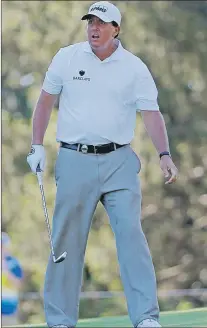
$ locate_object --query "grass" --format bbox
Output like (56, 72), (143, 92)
(5, 307), (207, 327)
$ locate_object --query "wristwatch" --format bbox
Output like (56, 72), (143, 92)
(159, 151), (171, 159)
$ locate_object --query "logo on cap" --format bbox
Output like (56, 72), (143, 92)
(90, 5), (108, 13)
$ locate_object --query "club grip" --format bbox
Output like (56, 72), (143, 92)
(36, 164), (43, 185)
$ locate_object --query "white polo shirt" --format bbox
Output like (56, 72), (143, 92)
(42, 41), (159, 145)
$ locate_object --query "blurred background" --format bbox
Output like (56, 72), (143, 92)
(2, 0), (207, 325)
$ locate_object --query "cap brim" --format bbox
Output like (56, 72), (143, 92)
(81, 12), (112, 23)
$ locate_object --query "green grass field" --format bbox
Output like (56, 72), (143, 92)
(6, 307), (207, 327)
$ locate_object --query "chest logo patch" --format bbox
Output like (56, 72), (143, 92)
(73, 70), (90, 81)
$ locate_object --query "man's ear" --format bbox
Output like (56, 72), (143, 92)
(114, 26), (120, 37)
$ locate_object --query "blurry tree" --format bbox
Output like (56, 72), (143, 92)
(2, 0), (207, 323)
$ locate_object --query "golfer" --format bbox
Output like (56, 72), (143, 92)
(27, 1), (178, 327)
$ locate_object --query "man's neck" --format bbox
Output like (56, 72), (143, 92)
(91, 39), (119, 61)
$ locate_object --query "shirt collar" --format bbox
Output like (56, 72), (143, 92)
(83, 40), (124, 62)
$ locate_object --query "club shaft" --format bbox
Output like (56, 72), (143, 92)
(39, 184), (56, 258)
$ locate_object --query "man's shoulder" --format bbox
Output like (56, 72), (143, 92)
(122, 48), (147, 70)
(47, 42), (87, 71)
(59, 42), (86, 56)
(52, 42), (86, 65)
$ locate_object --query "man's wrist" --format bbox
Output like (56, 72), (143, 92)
(159, 151), (171, 159)
(32, 139), (44, 145)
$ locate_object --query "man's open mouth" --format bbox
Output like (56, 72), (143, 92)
(92, 34), (100, 39)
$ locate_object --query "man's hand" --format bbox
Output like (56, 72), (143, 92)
(160, 155), (178, 184)
(27, 145), (46, 173)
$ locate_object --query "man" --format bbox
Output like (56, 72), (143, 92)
(1, 232), (24, 326)
(27, 1), (178, 327)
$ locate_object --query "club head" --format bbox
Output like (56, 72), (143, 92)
(53, 251), (67, 264)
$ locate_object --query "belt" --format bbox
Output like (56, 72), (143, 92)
(60, 142), (126, 154)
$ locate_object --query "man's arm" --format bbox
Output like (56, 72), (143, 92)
(32, 48), (64, 144)
(32, 90), (58, 144)
(141, 111), (170, 153)
(27, 48), (64, 173)
(141, 110), (178, 184)
(27, 90), (58, 173)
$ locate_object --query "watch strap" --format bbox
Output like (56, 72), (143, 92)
(159, 151), (171, 159)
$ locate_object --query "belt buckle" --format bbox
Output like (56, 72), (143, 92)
(81, 144), (88, 154)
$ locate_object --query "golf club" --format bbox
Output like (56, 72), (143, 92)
(36, 165), (67, 263)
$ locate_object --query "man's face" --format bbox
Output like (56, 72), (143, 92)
(87, 16), (119, 49)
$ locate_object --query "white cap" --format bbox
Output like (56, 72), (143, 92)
(81, 1), (122, 26)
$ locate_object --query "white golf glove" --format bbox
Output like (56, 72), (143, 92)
(27, 145), (46, 173)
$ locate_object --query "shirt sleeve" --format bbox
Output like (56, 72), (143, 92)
(42, 48), (64, 94)
(134, 60), (159, 111)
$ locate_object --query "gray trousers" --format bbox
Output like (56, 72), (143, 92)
(44, 145), (159, 327)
